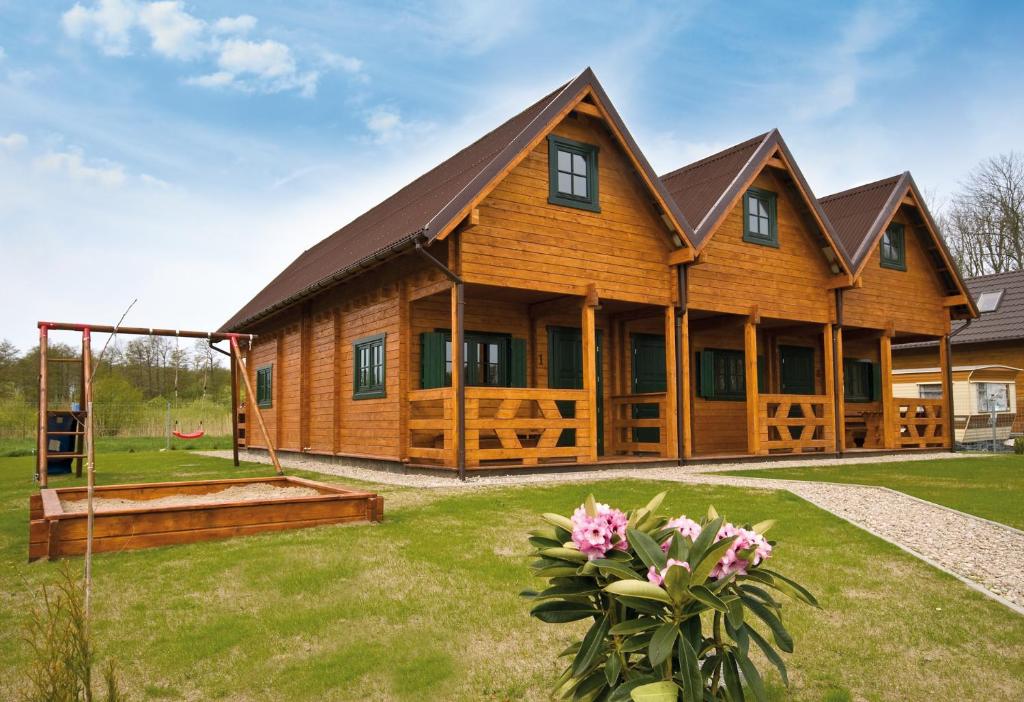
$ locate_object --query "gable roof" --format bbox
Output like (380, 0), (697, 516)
(221, 67), (695, 332)
(950, 269), (1024, 345)
(659, 129), (852, 275)
(819, 172), (976, 318)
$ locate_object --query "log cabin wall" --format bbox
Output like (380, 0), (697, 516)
(842, 207), (950, 337)
(687, 169), (836, 324)
(689, 324), (748, 456)
(459, 112), (675, 307)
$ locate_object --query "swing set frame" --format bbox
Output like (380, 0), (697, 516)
(35, 321), (281, 488)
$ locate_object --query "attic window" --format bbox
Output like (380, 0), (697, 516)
(548, 135), (599, 212)
(743, 188), (778, 247)
(976, 290), (1004, 313)
(880, 223), (906, 270)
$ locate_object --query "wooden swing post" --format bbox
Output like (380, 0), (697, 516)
(229, 335), (283, 475)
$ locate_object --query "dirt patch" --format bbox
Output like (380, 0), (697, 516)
(60, 484), (321, 513)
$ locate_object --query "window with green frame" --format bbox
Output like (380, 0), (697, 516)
(255, 365), (272, 408)
(353, 333), (386, 399)
(743, 187), (778, 247)
(548, 135), (600, 212)
(697, 349), (760, 401)
(843, 359), (879, 402)
(880, 222), (906, 270)
(420, 331), (526, 389)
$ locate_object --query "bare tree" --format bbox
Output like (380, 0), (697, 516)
(942, 152), (1024, 276)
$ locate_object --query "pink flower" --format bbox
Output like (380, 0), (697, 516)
(570, 501), (629, 560)
(708, 523), (773, 580)
(662, 515), (702, 552)
(647, 558), (690, 586)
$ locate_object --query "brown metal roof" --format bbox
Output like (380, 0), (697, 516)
(221, 68), (695, 332)
(819, 174), (905, 266)
(952, 270), (1024, 344)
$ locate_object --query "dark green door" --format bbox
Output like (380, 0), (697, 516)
(631, 333), (666, 444)
(548, 327), (603, 454)
(779, 345), (815, 439)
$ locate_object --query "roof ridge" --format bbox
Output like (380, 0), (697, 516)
(660, 131), (772, 182)
(820, 173), (904, 203)
(966, 269), (1024, 282)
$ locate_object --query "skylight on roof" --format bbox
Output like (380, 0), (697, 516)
(976, 290), (1004, 313)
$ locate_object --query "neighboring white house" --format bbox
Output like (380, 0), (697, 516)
(892, 365), (1021, 444)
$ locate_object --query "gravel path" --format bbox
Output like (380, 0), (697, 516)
(198, 450), (1022, 612)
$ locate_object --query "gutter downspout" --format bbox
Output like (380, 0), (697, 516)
(946, 318), (972, 453)
(675, 263), (687, 466)
(833, 288), (844, 457)
(415, 238), (466, 480)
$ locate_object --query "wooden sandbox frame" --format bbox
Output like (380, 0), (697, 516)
(29, 475), (383, 561)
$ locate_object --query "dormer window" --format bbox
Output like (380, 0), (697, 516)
(976, 290), (1004, 313)
(743, 188), (778, 247)
(548, 135), (599, 212)
(880, 223), (906, 270)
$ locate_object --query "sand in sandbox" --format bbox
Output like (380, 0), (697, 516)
(60, 483), (322, 513)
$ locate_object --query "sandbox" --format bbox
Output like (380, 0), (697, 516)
(28, 476), (383, 561)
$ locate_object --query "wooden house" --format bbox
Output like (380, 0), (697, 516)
(894, 269), (1024, 435)
(221, 68), (976, 474)
(892, 365), (1020, 444)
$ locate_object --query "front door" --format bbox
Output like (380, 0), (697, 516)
(779, 345), (815, 439)
(631, 333), (666, 445)
(548, 326), (603, 454)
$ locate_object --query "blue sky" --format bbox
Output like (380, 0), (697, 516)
(1, 0), (1022, 351)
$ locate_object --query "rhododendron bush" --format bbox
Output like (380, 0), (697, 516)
(522, 492), (819, 702)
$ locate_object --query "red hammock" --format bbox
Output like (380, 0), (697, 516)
(173, 421), (205, 440)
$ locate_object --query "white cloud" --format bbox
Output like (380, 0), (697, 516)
(61, 0), (138, 57)
(137, 1), (205, 60)
(34, 147), (126, 187)
(364, 107), (433, 144)
(218, 39), (294, 78)
(0, 133), (28, 150)
(321, 51), (363, 74)
(212, 15), (257, 35)
(184, 70), (234, 89)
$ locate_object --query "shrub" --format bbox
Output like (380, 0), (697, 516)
(1014, 436), (1023, 455)
(523, 493), (819, 702)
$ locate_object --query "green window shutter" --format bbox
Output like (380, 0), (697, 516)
(510, 338), (527, 387)
(871, 362), (882, 402)
(420, 332), (446, 389)
(699, 350), (715, 399)
(757, 355), (766, 393)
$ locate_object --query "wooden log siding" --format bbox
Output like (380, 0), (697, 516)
(843, 210), (951, 337)
(687, 171), (837, 323)
(460, 115), (674, 306)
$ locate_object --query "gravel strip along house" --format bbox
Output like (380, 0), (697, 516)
(220, 67), (976, 475)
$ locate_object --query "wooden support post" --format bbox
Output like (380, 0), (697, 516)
(679, 311), (692, 459)
(835, 327), (845, 453)
(582, 293), (599, 462)
(822, 323), (836, 452)
(663, 306), (678, 458)
(398, 280), (410, 461)
(37, 325), (48, 488)
(230, 337), (283, 475)
(76, 337), (85, 477)
(451, 282), (465, 475)
(299, 307), (312, 452)
(230, 348), (240, 466)
(880, 333), (896, 449)
(744, 318), (761, 455)
(82, 327), (96, 614)
(940, 334), (953, 449)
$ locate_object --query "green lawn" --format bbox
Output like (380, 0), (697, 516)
(1, 453), (1022, 701)
(723, 455), (1024, 530)
(0, 434), (235, 457)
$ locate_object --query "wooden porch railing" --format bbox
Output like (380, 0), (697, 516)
(893, 397), (948, 448)
(759, 394), (834, 454)
(407, 387), (453, 464)
(609, 393), (668, 456)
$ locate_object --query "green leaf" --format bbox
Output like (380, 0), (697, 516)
(688, 517), (723, 568)
(689, 534), (737, 584)
(534, 582), (601, 600)
(572, 615), (610, 677)
(616, 595), (671, 615)
(676, 635), (701, 702)
(621, 631), (655, 653)
(721, 652), (744, 702)
(609, 618), (660, 635)
(724, 595), (744, 629)
(750, 519), (775, 534)
(604, 651), (622, 686)
(759, 568), (820, 608)
(543, 512), (575, 532)
(608, 676), (662, 702)
(747, 624), (788, 686)
(541, 547), (589, 563)
(590, 558), (643, 581)
(531, 600), (599, 623)
(741, 596), (793, 653)
(628, 528), (668, 571)
(648, 622), (678, 667)
(644, 490), (669, 515)
(629, 681), (681, 702)
(706, 504), (719, 521)
(663, 561), (691, 604)
(689, 584), (729, 612)
(574, 669), (607, 702)
(535, 565), (582, 578)
(666, 533), (691, 564)
(604, 580), (673, 604)
(733, 647), (768, 702)
(529, 535), (564, 549)
(629, 507), (651, 530)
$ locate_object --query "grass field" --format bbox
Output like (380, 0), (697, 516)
(723, 455), (1024, 530)
(0, 434), (235, 457)
(1, 453), (1022, 701)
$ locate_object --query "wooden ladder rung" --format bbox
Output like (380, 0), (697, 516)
(47, 431), (85, 436)
(47, 452), (86, 458)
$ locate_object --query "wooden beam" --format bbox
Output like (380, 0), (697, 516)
(880, 334), (896, 449)
(744, 319), (761, 455)
(230, 349), (240, 466)
(667, 248), (695, 266)
(825, 275), (854, 290)
(822, 323), (836, 453)
(409, 277), (452, 301)
(942, 294), (968, 307)
(940, 334), (953, 449)
(230, 337), (283, 474)
(582, 295), (599, 462)
(528, 294), (580, 318)
(664, 306), (678, 459)
(573, 101), (603, 118)
(766, 156), (787, 169)
(748, 305), (761, 325)
(467, 207), (480, 227)
(399, 280), (410, 461)
(835, 327), (845, 453)
(37, 325), (48, 488)
(902, 195), (915, 205)
(680, 311), (692, 459)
